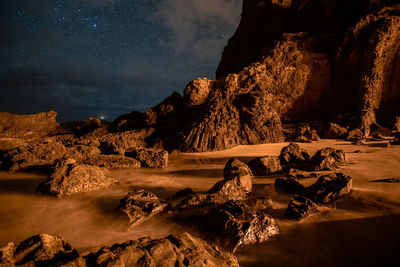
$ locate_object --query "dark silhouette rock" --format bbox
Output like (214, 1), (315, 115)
(4, 141), (66, 171)
(247, 156), (282, 176)
(311, 147), (346, 171)
(293, 124), (320, 143)
(275, 176), (305, 194)
(117, 190), (168, 226)
(285, 195), (319, 220)
(166, 188), (196, 208)
(36, 159), (114, 197)
(0, 234), (78, 266)
(322, 123), (348, 139)
(0, 111), (59, 138)
(371, 126), (393, 138)
(79, 233), (239, 267)
(303, 173), (352, 204)
(84, 154), (141, 169)
(279, 143), (310, 165)
(125, 147), (168, 168)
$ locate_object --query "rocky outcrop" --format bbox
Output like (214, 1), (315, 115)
(0, 234), (78, 266)
(36, 159), (114, 197)
(117, 190), (168, 226)
(322, 123), (348, 139)
(3, 141), (66, 171)
(78, 233), (239, 267)
(1, 233), (238, 267)
(0, 111), (59, 138)
(247, 156), (282, 176)
(303, 173), (353, 204)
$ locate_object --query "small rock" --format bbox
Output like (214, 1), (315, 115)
(311, 147), (346, 171)
(247, 156), (282, 176)
(275, 176), (304, 194)
(371, 178), (400, 183)
(117, 190), (168, 226)
(36, 159), (114, 197)
(322, 123), (348, 139)
(279, 143), (310, 165)
(293, 124), (320, 143)
(125, 147), (168, 168)
(303, 173), (352, 204)
(285, 195), (319, 220)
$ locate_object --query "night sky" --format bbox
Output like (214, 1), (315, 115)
(0, 0), (242, 121)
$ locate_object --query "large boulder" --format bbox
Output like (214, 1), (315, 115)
(4, 141), (66, 171)
(117, 190), (168, 226)
(79, 233), (239, 267)
(0, 111), (59, 138)
(183, 78), (214, 107)
(311, 147), (346, 171)
(279, 143), (310, 165)
(247, 156), (282, 176)
(0, 234), (78, 266)
(303, 173), (353, 204)
(36, 159), (114, 197)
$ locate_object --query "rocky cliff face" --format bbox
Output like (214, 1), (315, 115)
(57, 1), (399, 153)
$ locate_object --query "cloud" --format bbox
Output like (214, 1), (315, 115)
(156, 0), (242, 61)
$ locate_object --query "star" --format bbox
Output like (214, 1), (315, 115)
(93, 23), (97, 28)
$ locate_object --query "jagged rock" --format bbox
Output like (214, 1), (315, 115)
(275, 176), (304, 194)
(0, 111), (59, 138)
(293, 124), (320, 143)
(79, 233), (239, 267)
(346, 128), (365, 141)
(322, 123), (348, 139)
(0, 234), (78, 266)
(145, 92), (184, 125)
(166, 188), (196, 208)
(4, 141), (66, 171)
(117, 190), (168, 226)
(247, 156), (282, 176)
(84, 154), (141, 169)
(311, 147), (346, 171)
(279, 143), (310, 165)
(202, 158), (252, 202)
(125, 147), (168, 168)
(285, 195), (319, 220)
(99, 129), (153, 155)
(303, 173), (352, 204)
(183, 78), (214, 107)
(36, 159), (114, 197)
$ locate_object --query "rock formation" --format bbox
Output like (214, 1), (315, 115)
(0, 111), (59, 138)
(36, 159), (114, 198)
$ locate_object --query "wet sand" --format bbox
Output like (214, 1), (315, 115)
(0, 140), (399, 265)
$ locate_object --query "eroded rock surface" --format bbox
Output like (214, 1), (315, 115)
(125, 147), (168, 168)
(303, 173), (353, 204)
(36, 159), (114, 197)
(311, 147), (346, 171)
(285, 195), (320, 220)
(117, 190), (168, 226)
(247, 156), (282, 176)
(279, 143), (310, 165)
(0, 234), (78, 266)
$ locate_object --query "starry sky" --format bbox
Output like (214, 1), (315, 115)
(0, 0), (242, 121)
